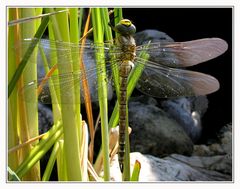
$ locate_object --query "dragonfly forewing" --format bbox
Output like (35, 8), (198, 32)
(17, 38), (118, 104)
(17, 37), (227, 104)
(136, 38), (228, 67)
(19, 68), (115, 104)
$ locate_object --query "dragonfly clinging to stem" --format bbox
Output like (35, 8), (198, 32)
(16, 18), (228, 173)
(108, 19), (228, 172)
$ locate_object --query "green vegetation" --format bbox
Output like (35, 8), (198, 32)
(8, 7), (142, 181)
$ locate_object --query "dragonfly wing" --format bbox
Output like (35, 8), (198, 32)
(16, 38), (118, 104)
(20, 67), (114, 104)
(136, 38), (228, 67)
(134, 59), (220, 98)
(15, 38), (115, 58)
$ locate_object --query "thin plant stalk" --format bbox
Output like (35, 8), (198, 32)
(47, 21), (62, 121)
(8, 11), (49, 97)
(17, 8), (40, 181)
(49, 7), (82, 181)
(42, 141), (60, 181)
(79, 9), (95, 164)
(8, 8), (51, 181)
(91, 8), (110, 181)
(8, 8), (20, 172)
(9, 121), (63, 180)
(80, 121), (89, 181)
(69, 8), (81, 139)
(57, 140), (68, 181)
(130, 160), (141, 181)
(93, 8), (116, 175)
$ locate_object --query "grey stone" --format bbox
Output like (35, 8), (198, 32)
(38, 104), (53, 134)
(168, 154), (232, 176)
(192, 123), (232, 175)
(134, 29), (174, 46)
(161, 96), (208, 142)
(129, 96), (194, 157)
(110, 152), (232, 181)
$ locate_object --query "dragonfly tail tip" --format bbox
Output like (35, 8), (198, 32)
(119, 163), (124, 173)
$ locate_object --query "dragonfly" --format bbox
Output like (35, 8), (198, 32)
(16, 19), (228, 173)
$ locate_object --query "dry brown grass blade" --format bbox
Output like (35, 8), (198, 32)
(8, 133), (46, 154)
(87, 160), (103, 181)
(79, 9), (95, 164)
(93, 126), (132, 174)
(93, 127), (118, 174)
(109, 126), (132, 162)
(8, 10), (67, 26)
(37, 64), (58, 96)
(109, 127), (119, 161)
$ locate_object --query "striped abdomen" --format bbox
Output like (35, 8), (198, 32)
(116, 34), (136, 173)
(118, 61), (133, 172)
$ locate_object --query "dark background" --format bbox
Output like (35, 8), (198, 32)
(122, 8), (232, 141)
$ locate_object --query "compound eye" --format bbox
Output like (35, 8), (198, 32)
(115, 19), (136, 35)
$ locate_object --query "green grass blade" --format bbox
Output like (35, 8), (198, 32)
(57, 140), (68, 181)
(8, 167), (21, 181)
(91, 8), (110, 181)
(46, 21), (63, 120)
(114, 8), (123, 25)
(69, 8), (79, 42)
(101, 8), (113, 40)
(103, 8), (120, 98)
(123, 107), (130, 181)
(8, 8), (20, 172)
(130, 160), (141, 181)
(19, 8), (40, 181)
(42, 142), (60, 181)
(8, 15), (49, 97)
(78, 8), (84, 38)
(9, 121), (63, 180)
(69, 8), (82, 149)
(114, 8), (123, 38)
(48, 8), (82, 181)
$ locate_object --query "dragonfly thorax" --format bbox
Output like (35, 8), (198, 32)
(116, 34), (136, 63)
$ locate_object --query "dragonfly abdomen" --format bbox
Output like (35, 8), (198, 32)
(118, 61), (133, 172)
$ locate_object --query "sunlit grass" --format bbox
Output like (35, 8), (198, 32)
(8, 7), (141, 182)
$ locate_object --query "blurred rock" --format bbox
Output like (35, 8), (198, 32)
(38, 103), (53, 134)
(188, 95), (209, 116)
(193, 123), (232, 175)
(134, 29), (174, 45)
(161, 96), (208, 142)
(193, 123), (232, 156)
(38, 104), (57, 181)
(129, 95), (194, 157)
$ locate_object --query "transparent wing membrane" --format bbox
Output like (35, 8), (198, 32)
(136, 38), (228, 67)
(19, 71), (113, 104)
(16, 37), (227, 104)
(134, 59), (220, 98)
(17, 38), (119, 104)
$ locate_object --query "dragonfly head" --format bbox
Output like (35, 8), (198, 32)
(114, 19), (136, 36)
